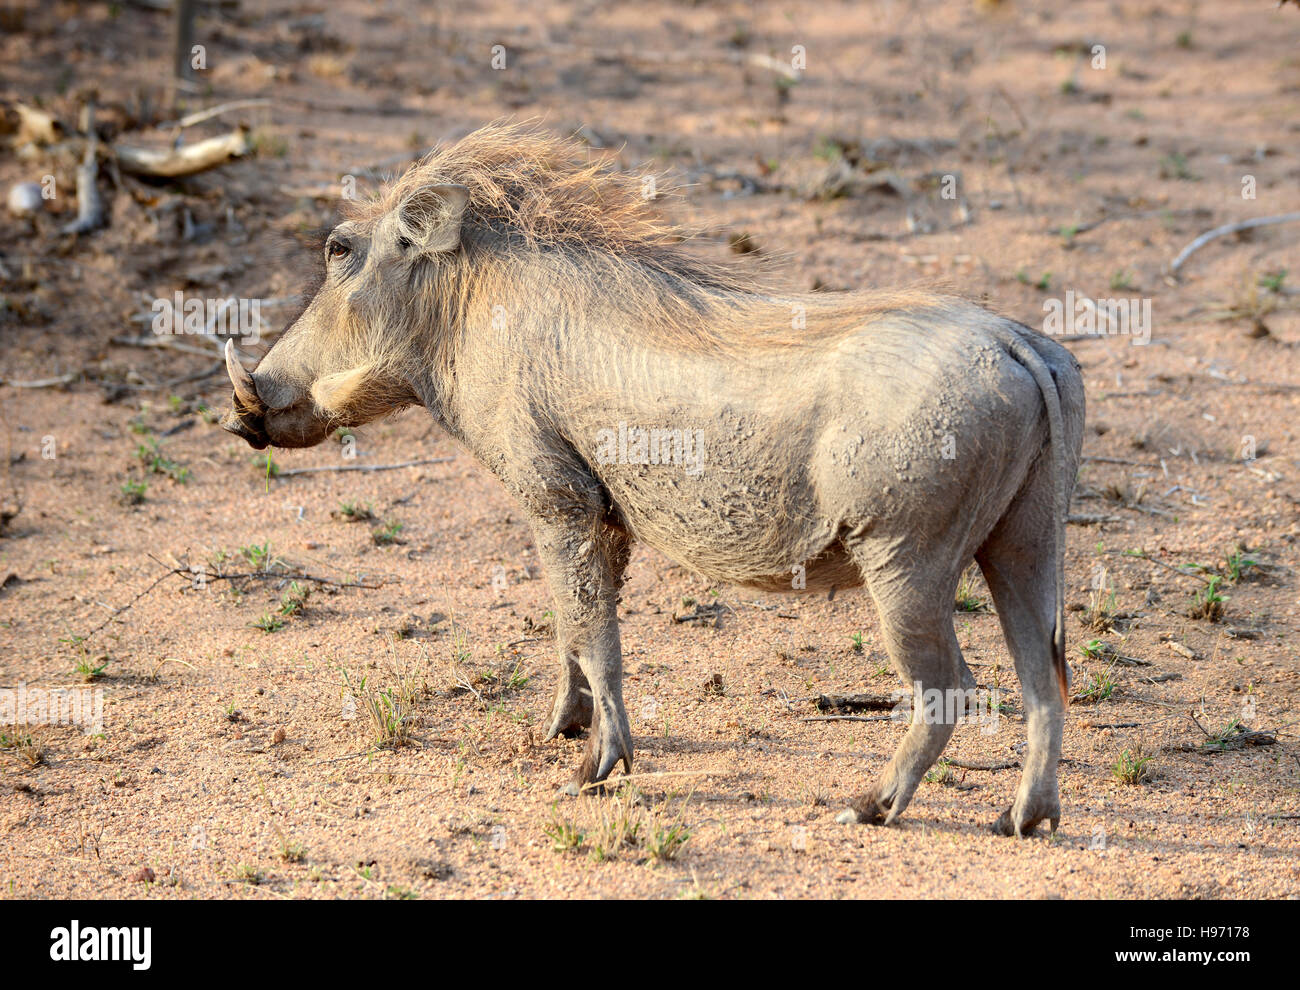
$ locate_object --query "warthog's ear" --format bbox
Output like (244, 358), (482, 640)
(397, 183), (470, 254)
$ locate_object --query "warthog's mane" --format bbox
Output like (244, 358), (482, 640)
(342, 121), (966, 355)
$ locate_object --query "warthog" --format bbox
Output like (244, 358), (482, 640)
(222, 122), (1084, 836)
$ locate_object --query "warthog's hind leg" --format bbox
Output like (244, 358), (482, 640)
(976, 473), (1067, 838)
(836, 561), (968, 827)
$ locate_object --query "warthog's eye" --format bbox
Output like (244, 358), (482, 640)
(397, 236), (412, 252)
(326, 240), (350, 261)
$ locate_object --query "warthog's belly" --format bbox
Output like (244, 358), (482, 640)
(728, 541), (864, 594)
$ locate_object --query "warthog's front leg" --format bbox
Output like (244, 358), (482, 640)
(532, 521), (633, 795)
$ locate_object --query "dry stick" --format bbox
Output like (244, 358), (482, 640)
(518, 42), (802, 82)
(578, 770), (717, 793)
(800, 714), (895, 724)
(78, 563), (178, 643)
(63, 98), (104, 236)
(273, 457), (454, 477)
(112, 334), (224, 360)
(157, 98), (271, 131)
(115, 126), (250, 178)
(149, 657), (197, 681)
(110, 362), (224, 392)
(1170, 211), (1300, 275)
(165, 565), (384, 590)
(1083, 455), (1161, 467)
(938, 758), (1018, 771)
(0, 373), (78, 389)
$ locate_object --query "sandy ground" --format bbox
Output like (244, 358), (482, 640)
(2, 0), (1299, 899)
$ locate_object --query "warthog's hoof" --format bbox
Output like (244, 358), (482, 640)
(991, 805), (1060, 838)
(543, 688), (594, 741)
(836, 791), (894, 826)
(557, 710), (633, 798)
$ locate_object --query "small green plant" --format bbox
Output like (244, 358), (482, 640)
(1083, 580), (1118, 633)
(240, 541), (278, 572)
(135, 437), (190, 483)
(1224, 547), (1259, 584)
(954, 566), (990, 613)
(1112, 748), (1153, 784)
(924, 759), (958, 786)
(1, 730), (47, 766)
(372, 520), (404, 546)
(644, 821), (691, 862)
(61, 633), (108, 682)
(251, 452), (280, 478)
(119, 478), (147, 505)
(279, 581), (309, 617)
(335, 500), (375, 522)
(1079, 638), (1106, 660)
(1074, 666), (1118, 703)
(1258, 270), (1287, 293)
(233, 864), (263, 885)
(849, 631), (864, 652)
(340, 662), (418, 749)
(544, 810), (586, 854)
(1159, 151), (1197, 181)
(251, 613), (285, 633)
(1201, 718), (1246, 750)
(1189, 575), (1226, 622)
(73, 654), (109, 681)
(1109, 269), (1136, 291)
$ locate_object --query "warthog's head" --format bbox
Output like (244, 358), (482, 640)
(220, 182), (470, 449)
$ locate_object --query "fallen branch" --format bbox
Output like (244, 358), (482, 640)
(578, 769), (716, 792)
(156, 98), (271, 131)
(800, 714), (896, 724)
(62, 98), (104, 236)
(1083, 455), (1161, 467)
(115, 125), (250, 178)
(815, 693), (897, 713)
(1170, 211), (1300, 276)
(0, 373), (78, 389)
(273, 457), (454, 477)
(938, 758), (1018, 771)
(165, 565), (384, 590)
(519, 42), (803, 83)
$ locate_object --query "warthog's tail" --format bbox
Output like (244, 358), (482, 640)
(995, 324), (1070, 707)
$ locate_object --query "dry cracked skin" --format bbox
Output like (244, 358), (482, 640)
(1, 0), (1299, 899)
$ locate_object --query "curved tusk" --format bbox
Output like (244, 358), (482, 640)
(224, 339), (261, 409)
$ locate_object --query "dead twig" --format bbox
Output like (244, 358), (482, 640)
(62, 97), (104, 236)
(0, 373), (78, 389)
(156, 98), (271, 131)
(115, 125), (250, 178)
(578, 769), (717, 792)
(1170, 211), (1300, 276)
(273, 457), (454, 477)
(800, 714), (896, 723)
(938, 758), (1019, 771)
(168, 565), (384, 590)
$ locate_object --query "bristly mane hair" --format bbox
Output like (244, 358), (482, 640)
(339, 120), (965, 355)
(344, 121), (726, 265)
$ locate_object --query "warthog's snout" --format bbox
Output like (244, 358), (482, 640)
(220, 340), (329, 450)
